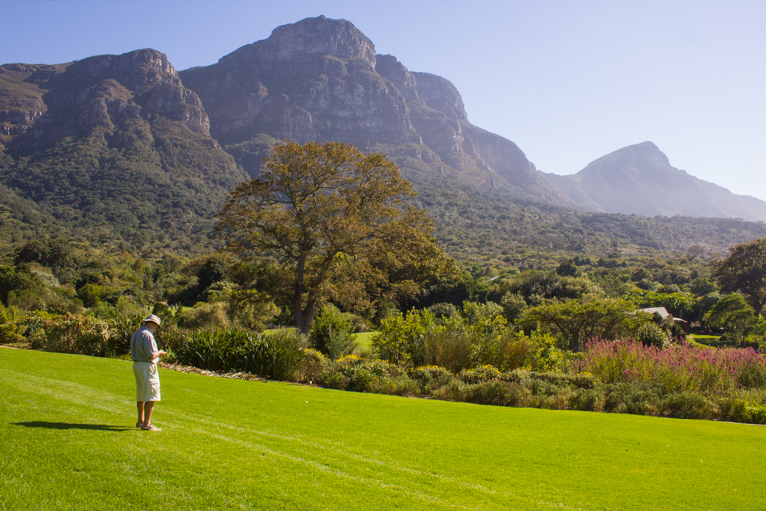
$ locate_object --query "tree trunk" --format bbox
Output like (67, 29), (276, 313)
(295, 302), (315, 334)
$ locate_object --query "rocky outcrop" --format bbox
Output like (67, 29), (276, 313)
(544, 142), (766, 221)
(0, 50), (210, 151)
(410, 72), (467, 121)
(181, 16), (420, 148)
(373, 53), (570, 198)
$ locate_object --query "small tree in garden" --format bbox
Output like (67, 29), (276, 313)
(309, 304), (355, 361)
(216, 141), (456, 333)
(522, 297), (640, 351)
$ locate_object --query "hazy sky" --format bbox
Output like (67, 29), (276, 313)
(2, 1), (764, 200)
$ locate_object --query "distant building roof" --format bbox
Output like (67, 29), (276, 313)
(640, 307), (670, 318)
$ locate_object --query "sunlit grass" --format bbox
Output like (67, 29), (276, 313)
(351, 331), (377, 348)
(689, 334), (736, 348)
(2, 348), (765, 510)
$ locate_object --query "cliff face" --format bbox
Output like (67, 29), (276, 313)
(0, 50), (245, 248)
(544, 142), (766, 221)
(0, 49), (210, 152)
(181, 17), (420, 148)
(180, 16), (573, 203)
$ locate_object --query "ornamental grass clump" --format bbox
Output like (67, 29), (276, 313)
(168, 327), (305, 380)
(579, 339), (766, 394)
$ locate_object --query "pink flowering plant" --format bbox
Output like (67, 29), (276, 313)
(577, 338), (766, 395)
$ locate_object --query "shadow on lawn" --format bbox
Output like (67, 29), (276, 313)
(13, 422), (132, 431)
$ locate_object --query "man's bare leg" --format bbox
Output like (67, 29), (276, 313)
(136, 401), (145, 427)
(143, 401), (155, 427)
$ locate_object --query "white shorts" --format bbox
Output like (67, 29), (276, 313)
(133, 362), (161, 402)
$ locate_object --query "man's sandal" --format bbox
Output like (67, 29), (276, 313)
(141, 423), (162, 431)
(136, 421), (143, 428)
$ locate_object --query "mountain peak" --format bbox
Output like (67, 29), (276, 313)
(221, 16), (376, 69)
(544, 141), (766, 221)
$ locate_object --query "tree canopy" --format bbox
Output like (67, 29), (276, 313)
(521, 297), (639, 351)
(712, 237), (766, 315)
(215, 141), (457, 332)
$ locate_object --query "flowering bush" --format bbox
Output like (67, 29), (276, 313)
(578, 339), (766, 394)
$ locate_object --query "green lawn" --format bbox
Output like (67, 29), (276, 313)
(688, 334), (726, 348)
(2, 348), (765, 510)
(352, 331), (378, 347)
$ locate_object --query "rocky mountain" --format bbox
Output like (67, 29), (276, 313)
(544, 142), (766, 222)
(179, 16), (570, 204)
(2, 17), (766, 259)
(0, 49), (246, 251)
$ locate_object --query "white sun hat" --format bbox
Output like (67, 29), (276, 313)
(142, 314), (162, 326)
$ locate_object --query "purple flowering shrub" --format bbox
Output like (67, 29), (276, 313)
(577, 339), (766, 394)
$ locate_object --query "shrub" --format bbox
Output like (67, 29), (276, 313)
(426, 302), (458, 321)
(410, 365), (455, 394)
(178, 302), (230, 329)
(0, 305), (25, 344)
(462, 381), (511, 406)
(504, 370), (598, 390)
(500, 292), (527, 322)
(27, 314), (111, 356)
(374, 309), (439, 366)
(636, 322), (669, 349)
(412, 318), (473, 373)
(570, 387), (605, 412)
(293, 348), (330, 383)
(459, 365), (503, 384)
(321, 355), (413, 395)
(659, 392), (713, 419)
(521, 330), (563, 372)
(309, 304), (355, 361)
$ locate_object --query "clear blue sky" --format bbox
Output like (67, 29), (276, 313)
(2, 0), (765, 201)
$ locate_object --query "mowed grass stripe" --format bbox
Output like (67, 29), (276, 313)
(2, 348), (765, 510)
(0, 353), (543, 510)
(0, 364), (540, 510)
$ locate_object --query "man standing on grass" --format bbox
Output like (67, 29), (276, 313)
(131, 314), (166, 431)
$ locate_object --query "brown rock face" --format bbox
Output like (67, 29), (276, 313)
(0, 49), (210, 150)
(375, 53), (562, 195)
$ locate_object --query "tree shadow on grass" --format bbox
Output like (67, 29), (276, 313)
(13, 422), (132, 431)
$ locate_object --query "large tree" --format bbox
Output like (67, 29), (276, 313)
(216, 141), (456, 332)
(712, 238), (766, 316)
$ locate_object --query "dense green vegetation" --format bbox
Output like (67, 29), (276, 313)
(1, 117), (245, 254)
(407, 174), (766, 266)
(3, 348), (766, 510)
(3, 136), (766, 429)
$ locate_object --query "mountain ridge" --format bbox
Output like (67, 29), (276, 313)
(2, 16), (766, 260)
(544, 141), (766, 221)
